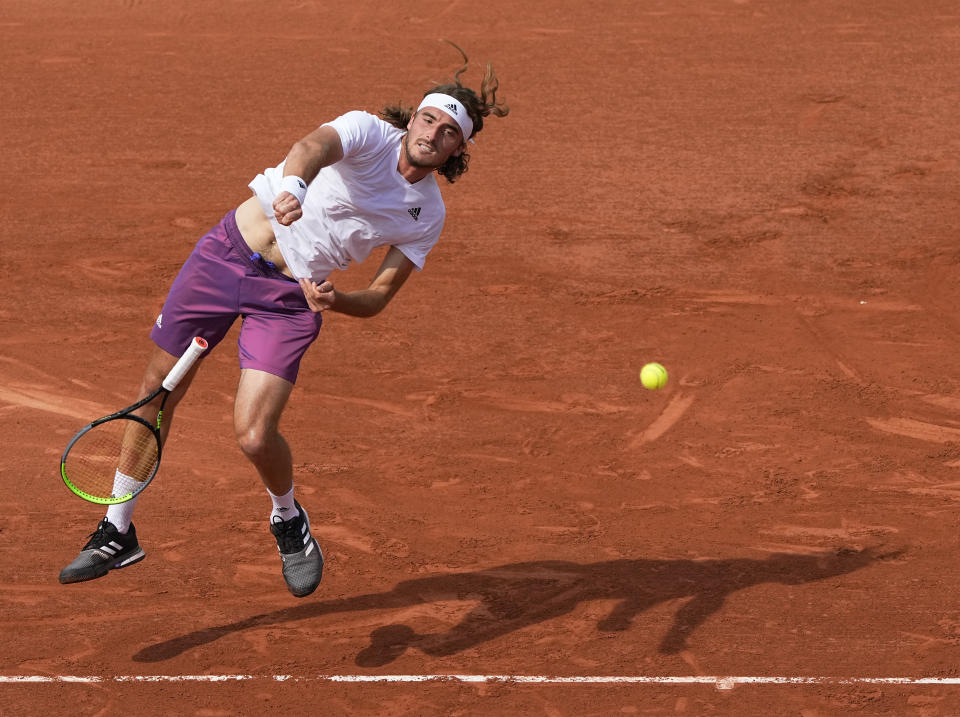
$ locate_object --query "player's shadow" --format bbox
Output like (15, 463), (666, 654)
(133, 546), (895, 666)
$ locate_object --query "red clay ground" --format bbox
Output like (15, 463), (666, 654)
(2, 0), (960, 714)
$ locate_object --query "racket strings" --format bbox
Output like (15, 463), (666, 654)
(63, 418), (160, 500)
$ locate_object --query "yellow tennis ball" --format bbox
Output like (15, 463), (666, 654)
(640, 362), (668, 390)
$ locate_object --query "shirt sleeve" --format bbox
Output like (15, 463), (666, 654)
(394, 215), (445, 270)
(322, 111), (392, 159)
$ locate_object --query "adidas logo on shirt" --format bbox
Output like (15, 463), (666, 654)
(408, 207), (421, 221)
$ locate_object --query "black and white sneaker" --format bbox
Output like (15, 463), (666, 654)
(59, 519), (146, 584)
(270, 500), (324, 598)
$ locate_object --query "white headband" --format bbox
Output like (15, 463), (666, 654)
(417, 93), (474, 142)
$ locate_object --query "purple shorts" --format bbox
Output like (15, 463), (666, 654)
(150, 210), (323, 384)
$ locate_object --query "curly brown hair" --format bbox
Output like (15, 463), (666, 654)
(380, 42), (509, 183)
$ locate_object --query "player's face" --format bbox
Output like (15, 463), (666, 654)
(403, 108), (466, 169)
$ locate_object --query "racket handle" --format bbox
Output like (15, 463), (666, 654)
(162, 337), (209, 391)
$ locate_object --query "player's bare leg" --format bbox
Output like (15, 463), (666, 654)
(235, 368), (323, 596)
(234, 368), (295, 494)
(108, 345), (203, 530)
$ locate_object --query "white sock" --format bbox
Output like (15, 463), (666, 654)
(268, 485), (299, 523)
(105, 470), (140, 534)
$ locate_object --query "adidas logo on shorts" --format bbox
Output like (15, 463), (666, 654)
(155, 313), (163, 329)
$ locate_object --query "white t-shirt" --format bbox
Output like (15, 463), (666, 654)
(248, 110), (446, 281)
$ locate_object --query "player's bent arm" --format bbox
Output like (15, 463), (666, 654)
(329, 247), (416, 318)
(273, 125), (345, 225)
(283, 125), (345, 183)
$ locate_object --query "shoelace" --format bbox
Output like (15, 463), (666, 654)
(272, 515), (305, 553)
(82, 521), (115, 550)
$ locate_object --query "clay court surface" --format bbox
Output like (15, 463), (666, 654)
(2, 0), (960, 714)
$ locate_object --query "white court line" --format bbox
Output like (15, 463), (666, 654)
(3, 675), (960, 688)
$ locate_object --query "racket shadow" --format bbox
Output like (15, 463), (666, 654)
(132, 546), (897, 666)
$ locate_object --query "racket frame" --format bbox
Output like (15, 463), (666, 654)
(60, 337), (207, 504)
(59, 390), (167, 504)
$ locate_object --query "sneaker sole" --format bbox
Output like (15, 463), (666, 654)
(58, 547), (146, 585)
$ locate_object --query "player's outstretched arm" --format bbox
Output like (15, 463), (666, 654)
(298, 247), (415, 317)
(273, 125), (345, 226)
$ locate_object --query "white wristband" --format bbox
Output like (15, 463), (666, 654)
(278, 175), (308, 205)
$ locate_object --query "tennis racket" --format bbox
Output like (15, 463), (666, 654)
(60, 337), (208, 504)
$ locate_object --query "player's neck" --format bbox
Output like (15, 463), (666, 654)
(396, 155), (434, 184)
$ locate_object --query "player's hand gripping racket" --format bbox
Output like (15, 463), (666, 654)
(60, 337), (208, 504)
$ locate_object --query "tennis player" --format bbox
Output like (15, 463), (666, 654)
(60, 56), (509, 597)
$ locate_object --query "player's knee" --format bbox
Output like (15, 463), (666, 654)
(235, 424), (274, 459)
